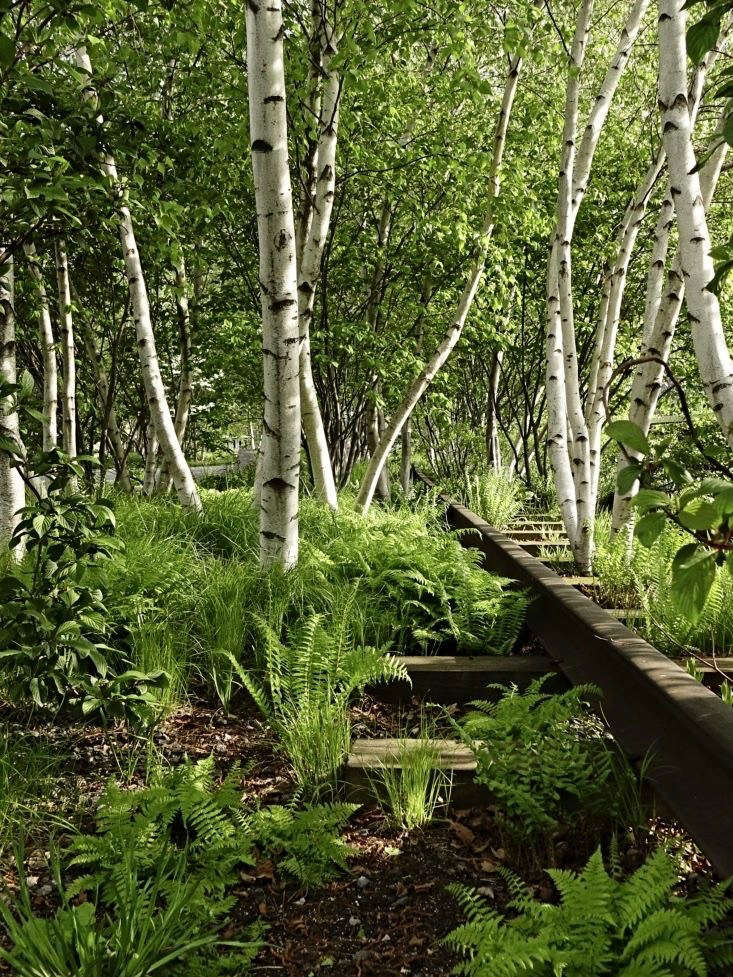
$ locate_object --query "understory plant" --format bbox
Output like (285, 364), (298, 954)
(444, 846), (733, 977)
(456, 469), (526, 530)
(229, 609), (407, 796)
(453, 678), (637, 857)
(0, 449), (166, 726)
(369, 729), (453, 830)
(0, 728), (62, 855)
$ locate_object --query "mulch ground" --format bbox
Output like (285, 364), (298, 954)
(0, 690), (713, 976)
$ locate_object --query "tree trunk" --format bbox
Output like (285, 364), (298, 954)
(247, 0), (301, 567)
(157, 248), (194, 493)
(612, 121), (728, 532)
(400, 417), (412, 496)
(24, 244), (57, 450)
(297, 9), (340, 510)
(0, 257), (24, 554)
(75, 47), (201, 510)
(54, 238), (77, 458)
(546, 0), (649, 571)
(356, 53), (523, 513)
(657, 0), (733, 450)
(143, 420), (158, 496)
(486, 349), (503, 470)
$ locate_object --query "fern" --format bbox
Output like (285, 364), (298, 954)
(228, 608), (407, 795)
(445, 847), (733, 977)
(452, 678), (624, 846)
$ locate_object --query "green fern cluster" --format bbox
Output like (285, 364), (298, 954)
(246, 803), (357, 885)
(454, 678), (624, 845)
(228, 609), (407, 795)
(444, 469), (526, 530)
(444, 847), (733, 977)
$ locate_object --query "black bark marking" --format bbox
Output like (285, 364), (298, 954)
(252, 139), (273, 152)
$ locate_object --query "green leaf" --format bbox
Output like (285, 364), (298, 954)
(671, 545), (716, 620)
(679, 499), (719, 531)
(0, 32), (14, 69)
(633, 489), (670, 513)
(617, 463), (642, 494)
(634, 511), (666, 548)
(605, 420), (650, 456)
(687, 15), (721, 64)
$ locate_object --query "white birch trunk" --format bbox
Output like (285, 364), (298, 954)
(54, 238), (77, 458)
(658, 0), (733, 449)
(0, 257), (24, 553)
(247, 0), (301, 567)
(546, 0), (594, 561)
(356, 54), (523, 513)
(611, 126), (728, 531)
(546, 0), (650, 570)
(297, 13), (340, 509)
(157, 250), (194, 494)
(75, 47), (201, 510)
(24, 244), (57, 450)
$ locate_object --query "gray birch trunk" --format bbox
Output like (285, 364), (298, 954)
(0, 257), (24, 553)
(143, 421), (159, 496)
(54, 238), (77, 458)
(247, 0), (301, 567)
(24, 244), (57, 450)
(657, 0), (733, 450)
(356, 54), (523, 513)
(79, 319), (133, 492)
(75, 48), (201, 510)
(486, 349), (504, 470)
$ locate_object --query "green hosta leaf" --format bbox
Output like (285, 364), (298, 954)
(633, 489), (669, 513)
(617, 463), (642, 494)
(634, 511), (666, 548)
(671, 544), (716, 620)
(605, 420), (650, 456)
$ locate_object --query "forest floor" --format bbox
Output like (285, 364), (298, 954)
(0, 689), (711, 977)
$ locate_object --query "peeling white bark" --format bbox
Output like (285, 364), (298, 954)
(75, 47), (201, 510)
(658, 0), (733, 449)
(247, 0), (301, 567)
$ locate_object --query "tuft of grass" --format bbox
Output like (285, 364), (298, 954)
(369, 724), (452, 830)
(0, 729), (64, 854)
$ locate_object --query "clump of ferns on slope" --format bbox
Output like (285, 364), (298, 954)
(444, 846), (733, 977)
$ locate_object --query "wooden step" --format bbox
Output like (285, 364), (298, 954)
(345, 738), (490, 806)
(375, 654), (567, 704)
(560, 575), (600, 588)
(516, 540), (571, 557)
(608, 608), (645, 622)
(507, 529), (566, 540)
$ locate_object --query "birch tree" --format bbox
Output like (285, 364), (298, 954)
(0, 257), (24, 552)
(657, 0), (733, 449)
(24, 244), (57, 450)
(75, 47), (201, 511)
(545, 0), (650, 570)
(612, 117), (728, 533)
(296, 3), (341, 510)
(356, 50), (524, 513)
(247, 0), (301, 567)
(54, 238), (77, 458)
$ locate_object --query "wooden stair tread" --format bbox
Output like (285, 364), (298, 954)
(561, 575), (599, 587)
(396, 654), (556, 673)
(348, 738), (476, 771)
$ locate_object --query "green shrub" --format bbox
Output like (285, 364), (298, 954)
(444, 846), (733, 977)
(0, 453), (166, 726)
(451, 469), (526, 529)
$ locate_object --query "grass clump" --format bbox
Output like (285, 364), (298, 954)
(453, 469), (525, 529)
(369, 726), (453, 830)
(0, 730), (63, 855)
